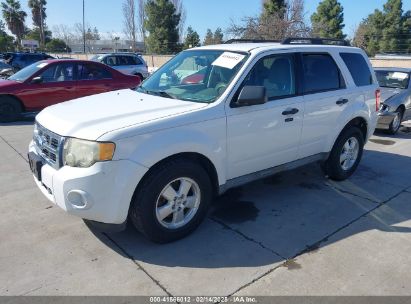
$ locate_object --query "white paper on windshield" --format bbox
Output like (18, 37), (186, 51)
(37, 62), (49, 68)
(212, 52), (246, 69)
(391, 72), (408, 80)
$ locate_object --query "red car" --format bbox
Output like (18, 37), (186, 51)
(0, 59), (141, 122)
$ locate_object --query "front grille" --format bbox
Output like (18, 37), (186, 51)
(33, 123), (64, 169)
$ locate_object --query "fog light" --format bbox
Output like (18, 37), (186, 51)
(67, 190), (92, 209)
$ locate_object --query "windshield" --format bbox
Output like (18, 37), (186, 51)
(376, 70), (410, 89)
(8, 61), (50, 82)
(137, 50), (248, 103)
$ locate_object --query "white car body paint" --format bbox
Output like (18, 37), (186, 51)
(31, 43), (378, 225)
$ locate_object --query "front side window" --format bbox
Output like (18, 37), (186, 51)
(340, 52), (373, 87)
(302, 53), (344, 94)
(375, 70), (410, 90)
(78, 63), (112, 80)
(243, 54), (296, 100)
(38, 63), (75, 83)
(137, 50), (248, 103)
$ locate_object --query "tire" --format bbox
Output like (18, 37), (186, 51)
(0, 96), (22, 123)
(387, 108), (404, 135)
(130, 158), (212, 243)
(323, 126), (364, 181)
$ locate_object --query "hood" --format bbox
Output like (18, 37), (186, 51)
(0, 78), (17, 88)
(379, 87), (402, 103)
(36, 89), (208, 140)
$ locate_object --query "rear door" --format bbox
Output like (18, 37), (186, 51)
(298, 52), (350, 159)
(74, 62), (114, 98)
(18, 62), (77, 109)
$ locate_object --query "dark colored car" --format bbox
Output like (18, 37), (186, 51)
(0, 59), (141, 122)
(5, 52), (54, 72)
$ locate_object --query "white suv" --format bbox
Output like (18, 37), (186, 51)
(29, 38), (379, 243)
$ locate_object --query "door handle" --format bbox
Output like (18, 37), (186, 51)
(336, 98), (349, 105)
(282, 108), (299, 115)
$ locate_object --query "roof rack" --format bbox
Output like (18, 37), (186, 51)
(224, 39), (281, 44)
(281, 37), (351, 46)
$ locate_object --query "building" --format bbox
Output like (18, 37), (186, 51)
(67, 39), (145, 54)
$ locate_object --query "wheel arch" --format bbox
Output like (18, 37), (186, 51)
(0, 94), (25, 112)
(132, 152), (220, 204)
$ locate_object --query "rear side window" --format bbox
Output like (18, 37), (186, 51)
(78, 63), (112, 80)
(340, 53), (373, 87)
(302, 53), (344, 94)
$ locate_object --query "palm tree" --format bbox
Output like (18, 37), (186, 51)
(28, 0), (46, 48)
(1, 0), (27, 48)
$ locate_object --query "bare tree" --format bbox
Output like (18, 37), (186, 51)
(171, 0), (186, 42)
(123, 0), (137, 51)
(137, 0), (145, 43)
(53, 24), (74, 48)
(227, 0), (310, 40)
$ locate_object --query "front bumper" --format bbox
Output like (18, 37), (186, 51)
(29, 141), (148, 225)
(376, 111), (396, 130)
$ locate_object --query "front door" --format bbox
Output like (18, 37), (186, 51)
(19, 62), (77, 110)
(226, 53), (304, 179)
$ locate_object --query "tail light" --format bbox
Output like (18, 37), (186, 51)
(375, 89), (381, 111)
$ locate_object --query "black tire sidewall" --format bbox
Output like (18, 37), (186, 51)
(388, 110), (403, 134)
(130, 160), (212, 243)
(326, 127), (364, 181)
(0, 97), (21, 122)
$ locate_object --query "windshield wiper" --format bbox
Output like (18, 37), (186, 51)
(156, 91), (176, 99)
(137, 86), (176, 99)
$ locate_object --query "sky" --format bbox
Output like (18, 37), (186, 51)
(15, 0), (411, 40)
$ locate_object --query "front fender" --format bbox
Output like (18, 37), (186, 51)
(113, 118), (227, 186)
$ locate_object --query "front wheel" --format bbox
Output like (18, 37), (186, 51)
(0, 96), (22, 123)
(130, 159), (212, 243)
(323, 127), (364, 181)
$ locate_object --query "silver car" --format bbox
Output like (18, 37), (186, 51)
(91, 53), (149, 82)
(375, 67), (411, 134)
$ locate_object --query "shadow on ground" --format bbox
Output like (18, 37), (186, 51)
(88, 146), (411, 269)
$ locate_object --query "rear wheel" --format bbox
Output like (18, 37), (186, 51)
(323, 127), (364, 181)
(130, 158), (212, 243)
(0, 96), (22, 123)
(388, 109), (403, 135)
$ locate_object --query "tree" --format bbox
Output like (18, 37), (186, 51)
(24, 26), (51, 44)
(123, 0), (137, 51)
(46, 38), (70, 52)
(1, 0), (27, 47)
(137, 0), (145, 42)
(144, 0), (181, 54)
(53, 24), (74, 48)
(28, 0), (46, 48)
(0, 19), (14, 51)
(380, 0), (405, 53)
(213, 27), (224, 44)
(203, 28), (213, 45)
(353, 0), (411, 56)
(183, 26), (199, 49)
(228, 0), (310, 40)
(171, 0), (185, 41)
(311, 0), (346, 39)
(262, 0), (286, 18)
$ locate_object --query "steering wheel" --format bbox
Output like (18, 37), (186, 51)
(215, 82), (228, 95)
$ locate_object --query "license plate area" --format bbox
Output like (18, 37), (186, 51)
(28, 152), (44, 181)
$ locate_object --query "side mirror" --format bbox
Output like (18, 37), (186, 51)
(31, 76), (43, 84)
(235, 86), (267, 107)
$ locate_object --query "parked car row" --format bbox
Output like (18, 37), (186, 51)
(0, 59), (141, 122)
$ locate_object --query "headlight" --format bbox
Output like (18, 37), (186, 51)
(379, 104), (390, 112)
(63, 138), (115, 168)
